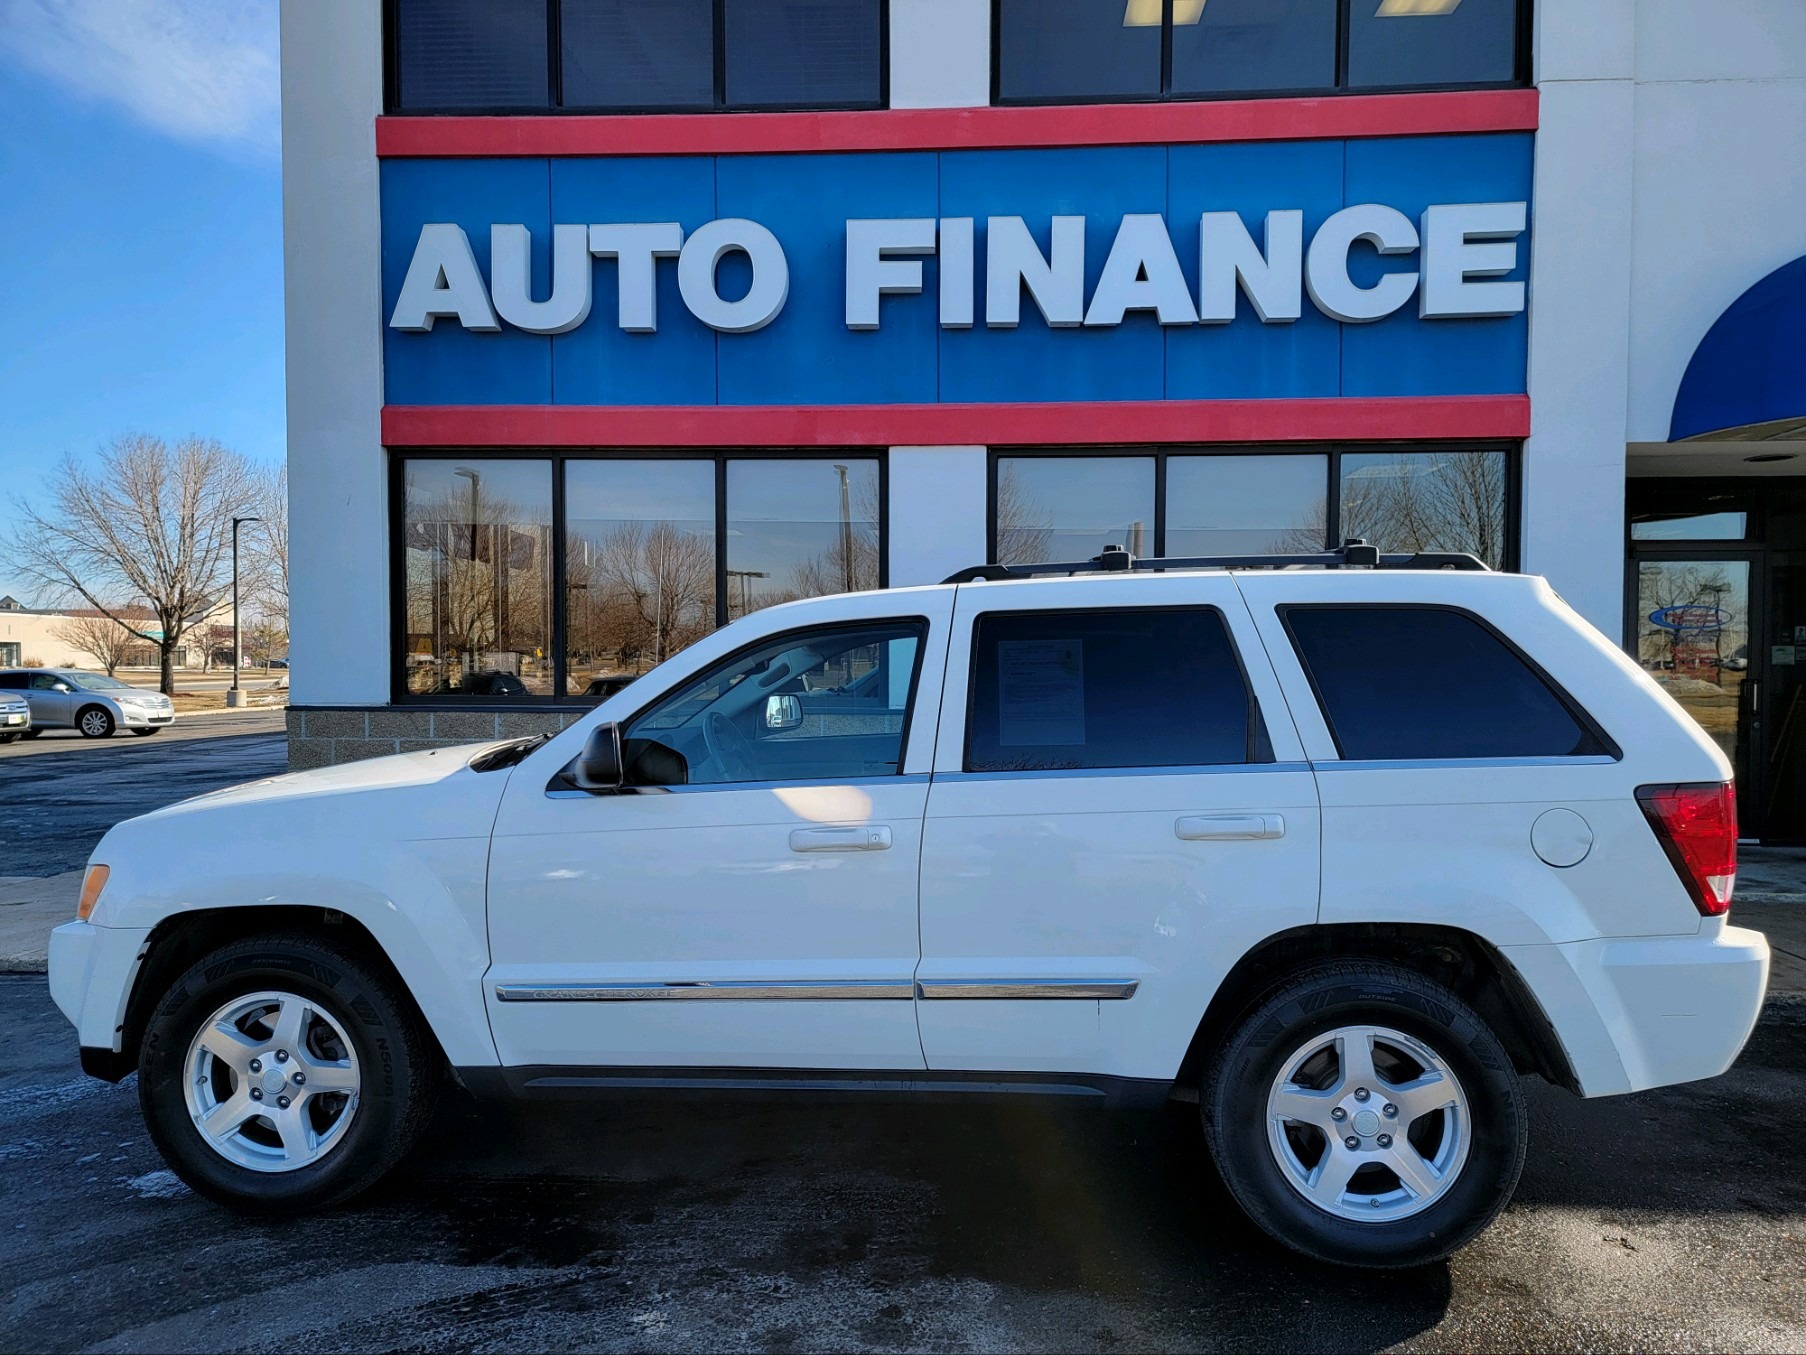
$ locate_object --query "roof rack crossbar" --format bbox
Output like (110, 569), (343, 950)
(941, 538), (1489, 584)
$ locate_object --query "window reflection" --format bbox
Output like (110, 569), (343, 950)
(1339, 450), (1508, 568)
(723, 0), (884, 109)
(1166, 454), (1328, 555)
(565, 461), (717, 698)
(394, 0), (551, 110)
(1170, 0), (1337, 96)
(995, 456), (1155, 565)
(1345, 0), (1519, 89)
(996, 0), (1163, 102)
(402, 460), (554, 697)
(725, 460), (880, 620)
(560, 0), (715, 109)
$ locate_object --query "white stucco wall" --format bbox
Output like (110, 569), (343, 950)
(889, 0), (990, 110)
(280, 0), (388, 706)
(886, 447), (989, 587)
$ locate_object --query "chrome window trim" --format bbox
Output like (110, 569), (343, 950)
(935, 762), (1309, 784)
(546, 772), (931, 801)
(1312, 755), (1621, 773)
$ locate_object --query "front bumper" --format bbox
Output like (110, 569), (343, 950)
(1504, 922), (1770, 1097)
(49, 920), (151, 1061)
(116, 706), (175, 729)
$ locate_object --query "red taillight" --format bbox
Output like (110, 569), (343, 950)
(1636, 782), (1737, 916)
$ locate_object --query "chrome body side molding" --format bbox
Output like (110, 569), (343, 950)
(494, 978), (1142, 1002)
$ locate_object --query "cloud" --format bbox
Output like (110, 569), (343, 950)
(0, 0), (279, 155)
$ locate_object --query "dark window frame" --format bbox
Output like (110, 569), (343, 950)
(386, 0), (890, 114)
(990, 0), (1530, 107)
(1278, 601), (1622, 762)
(962, 603), (1271, 772)
(615, 614), (932, 785)
(985, 442), (1522, 571)
(388, 447), (889, 706)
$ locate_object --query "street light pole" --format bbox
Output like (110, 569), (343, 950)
(833, 464), (853, 594)
(228, 515), (261, 707)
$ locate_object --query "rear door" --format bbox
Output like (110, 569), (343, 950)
(916, 575), (1322, 1085)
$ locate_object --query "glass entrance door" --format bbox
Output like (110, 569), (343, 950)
(1760, 553), (1806, 839)
(1633, 556), (1755, 814)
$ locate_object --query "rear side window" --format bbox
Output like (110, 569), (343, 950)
(1285, 606), (1606, 761)
(966, 608), (1261, 772)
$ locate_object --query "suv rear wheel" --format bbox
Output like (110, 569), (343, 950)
(1204, 960), (1527, 1268)
(138, 933), (437, 1212)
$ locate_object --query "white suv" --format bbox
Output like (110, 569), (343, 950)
(48, 544), (1770, 1267)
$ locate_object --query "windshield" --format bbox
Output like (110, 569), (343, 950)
(66, 673), (136, 691)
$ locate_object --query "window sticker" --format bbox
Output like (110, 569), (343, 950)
(998, 639), (1086, 746)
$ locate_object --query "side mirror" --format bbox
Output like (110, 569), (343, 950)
(764, 693), (802, 731)
(569, 722), (624, 793)
(53, 682), (74, 694)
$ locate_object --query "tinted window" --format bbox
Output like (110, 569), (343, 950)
(0, 673), (25, 689)
(1166, 454), (1328, 556)
(394, 0), (550, 110)
(623, 621), (923, 785)
(997, 0), (1163, 102)
(1286, 607), (1603, 761)
(966, 609), (1256, 772)
(1170, 0), (1337, 96)
(723, 0), (884, 108)
(1345, 0), (1519, 89)
(561, 0), (715, 108)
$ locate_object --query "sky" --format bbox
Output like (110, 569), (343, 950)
(0, 0), (284, 604)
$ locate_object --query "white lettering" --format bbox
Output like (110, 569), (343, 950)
(389, 223), (499, 332)
(939, 217), (975, 329)
(1198, 209), (1303, 324)
(590, 222), (684, 332)
(1419, 201), (1526, 319)
(1305, 204), (1420, 324)
(1084, 214), (1196, 327)
(677, 219), (790, 334)
(986, 215), (1085, 328)
(490, 224), (593, 335)
(845, 218), (937, 330)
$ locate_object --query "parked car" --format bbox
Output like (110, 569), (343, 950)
(267, 659), (289, 671)
(47, 543), (1769, 1267)
(0, 688), (30, 743)
(430, 670), (527, 697)
(0, 668), (175, 738)
(581, 673), (638, 700)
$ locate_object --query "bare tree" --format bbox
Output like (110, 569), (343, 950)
(251, 462), (289, 625)
(3, 435), (260, 694)
(994, 462), (1054, 565)
(242, 617), (289, 671)
(50, 611), (140, 676)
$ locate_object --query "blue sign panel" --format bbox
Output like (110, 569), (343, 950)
(379, 132), (1532, 407)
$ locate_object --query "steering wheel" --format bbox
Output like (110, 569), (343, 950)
(703, 711), (759, 783)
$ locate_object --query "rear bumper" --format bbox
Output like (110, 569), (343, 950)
(1504, 922), (1770, 1097)
(0, 708), (29, 731)
(49, 920), (150, 1060)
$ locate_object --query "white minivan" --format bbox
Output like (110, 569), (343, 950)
(48, 544), (1769, 1267)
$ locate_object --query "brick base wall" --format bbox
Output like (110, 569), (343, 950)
(286, 707), (581, 770)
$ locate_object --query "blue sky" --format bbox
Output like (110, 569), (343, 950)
(0, 0), (283, 604)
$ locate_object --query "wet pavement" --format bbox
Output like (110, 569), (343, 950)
(1, 974), (1801, 1353)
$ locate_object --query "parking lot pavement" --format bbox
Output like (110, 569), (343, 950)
(0, 977), (1800, 1354)
(0, 706), (285, 760)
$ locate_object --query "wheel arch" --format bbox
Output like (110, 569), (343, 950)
(1175, 923), (1579, 1095)
(107, 907), (446, 1082)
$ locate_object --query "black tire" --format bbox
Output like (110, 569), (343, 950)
(1204, 960), (1527, 1269)
(138, 932), (439, 1213)
(20, 728), (41, 739)
(0, 733), (16, 744)
(132, 727), (159, 736)
(76, 705), (115, 738)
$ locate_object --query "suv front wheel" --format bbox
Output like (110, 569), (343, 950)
(138, 932), (437, 1212)
(1205, 960), (1528, 1268)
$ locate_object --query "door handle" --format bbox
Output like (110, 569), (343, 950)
(789, 825), (893, 852)
(1174, 814), (1285, 841)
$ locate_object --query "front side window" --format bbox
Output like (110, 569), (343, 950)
(622, 621), (924, 785)
(400, 460), (555, 698)
(966, 608), (1259, 772)
(994, 0), (1523, 104)
(1285, 606), (1606, 760)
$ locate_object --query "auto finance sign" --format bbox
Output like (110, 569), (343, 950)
(379, 135), (1533, 406)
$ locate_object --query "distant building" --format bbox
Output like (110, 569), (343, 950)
(0, 601), (235, 672)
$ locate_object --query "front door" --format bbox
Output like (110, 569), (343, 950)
(485, 595), (952, 1072)
(916, 575), (1321, 1084)
(26, 673), (74, 728)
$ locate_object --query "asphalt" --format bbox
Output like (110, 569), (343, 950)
(0, 974), (1801, 1353)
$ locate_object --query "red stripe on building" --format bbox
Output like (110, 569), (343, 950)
(381, 396), (1530, 448)
(376, 89), (1537, 158)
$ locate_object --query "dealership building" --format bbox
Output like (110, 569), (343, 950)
(281, 1), (1806, 835)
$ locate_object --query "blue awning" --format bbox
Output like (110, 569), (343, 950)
(1670, 255), (1806, 441)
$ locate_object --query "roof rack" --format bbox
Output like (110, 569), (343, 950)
(941, 538), (1489, 584)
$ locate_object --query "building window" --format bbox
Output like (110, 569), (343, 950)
(395, 452), (885, 702)
(992, 446), (1514, 569)
(390, 0), (885, 113)
(993, 0), (1525, 104)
